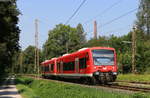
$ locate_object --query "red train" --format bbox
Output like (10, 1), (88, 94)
(41, 47), (118, 84)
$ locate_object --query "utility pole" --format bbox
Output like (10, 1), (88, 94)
(94, 20), (97, 39)
(132, 26), (136, 74)
(35, 19), (40, 76)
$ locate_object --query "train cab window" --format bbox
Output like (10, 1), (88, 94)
(92, 50), (114, 65)
(79, 58), (87, 69)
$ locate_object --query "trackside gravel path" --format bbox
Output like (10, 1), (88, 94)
(0, 76), (22, 98)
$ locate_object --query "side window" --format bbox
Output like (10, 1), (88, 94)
(70, 61), (75, 70)
(79, 58), (87, 69)
(51, 64), (54, 71)
(63, 61), (75, 71)
(63, 62), (67, 71)
(42, 66), (44, 72)
(45, 66), (49, 72)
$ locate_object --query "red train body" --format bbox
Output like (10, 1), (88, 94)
(41, 47), (118, 84)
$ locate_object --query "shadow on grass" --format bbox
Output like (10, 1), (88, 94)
(18, 88), (25, 94)
(132, 93), (148, 98)
(15, 78), (33, 85)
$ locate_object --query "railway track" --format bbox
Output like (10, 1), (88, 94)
(116, 80), (150, 85)
(103, 84), (150, 93)
(23, 75), (150, 93)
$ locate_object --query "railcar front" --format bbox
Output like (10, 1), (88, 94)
(89, 47), (118, 84)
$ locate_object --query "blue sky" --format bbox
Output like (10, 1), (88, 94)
(17, 0), (139, 49)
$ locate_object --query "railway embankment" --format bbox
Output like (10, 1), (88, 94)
(16, 76), (149, 98)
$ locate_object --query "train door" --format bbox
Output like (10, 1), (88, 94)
(49, 64), (51, 73)
(42, 66), (45, 74)
(60, 61), (63, 73)
(75, 58), (79, 73)
(57, 62), (60, 73)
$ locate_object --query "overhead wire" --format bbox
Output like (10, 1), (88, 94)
(65, 0), (87, 25)
(100, 8), (138, 28)
(87, 7), (138, 37)
(84, 0), (123, 24)
(105, 24), (132, 34)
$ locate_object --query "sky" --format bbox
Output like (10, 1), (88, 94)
(17, 0), (139, 50)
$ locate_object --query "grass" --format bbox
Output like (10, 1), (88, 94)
(117, 74), (150, 82)
(16, 76), (150, 98)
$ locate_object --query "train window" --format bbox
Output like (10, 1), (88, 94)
(44, 66), (49, 72)
(79, 58), (87, 69)
(51, 64), (54, 71)
(63, 61), (75, 71)
(42, 66), (45, 72)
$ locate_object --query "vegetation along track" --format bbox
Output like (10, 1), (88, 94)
(24, 75), (150, 93)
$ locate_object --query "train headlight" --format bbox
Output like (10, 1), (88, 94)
(112, 66), (114, 69)
(113, 72), (117, 75)
(94, 71), (100, 75)
(103, 67), (107, 70)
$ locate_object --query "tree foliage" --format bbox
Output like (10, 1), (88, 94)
(42, 24), (85, 60)
(13, 46), (42, 74)
(0, 0), (20, 74)
(136, 0), (150, 35)
(76, 23), (86, 46)
(40, 23), (150, 74)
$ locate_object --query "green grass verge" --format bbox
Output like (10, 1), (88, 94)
(117, 74), (150, 82)
(16, 76), (150, 98)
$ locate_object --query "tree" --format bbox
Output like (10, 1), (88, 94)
(43, 24), (82, 59)
(136, 0), (150, 35)
(76, 23), (86, 47)
(12, 45), (43, 74)
(23, 46), (35, 73)
(0, 0), (20, 74)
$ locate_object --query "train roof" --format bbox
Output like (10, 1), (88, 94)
(41, 47), (115, 63)
(59, 47), (115, 59)
(41, 60), (50, 65)
(41, 58), (57, 65)
(89, 47), (115, 50)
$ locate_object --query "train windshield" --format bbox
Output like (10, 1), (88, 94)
(92, 49), (114, 65)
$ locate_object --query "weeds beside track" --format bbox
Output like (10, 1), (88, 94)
(24, 74), (150, 93)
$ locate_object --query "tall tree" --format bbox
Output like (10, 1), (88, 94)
(76, 23), (86, 47)
(136, 0), (150, 35)
(15, 45), (42, 74)
(43, 24), (81, 59)
(0, 0), (20, 74)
